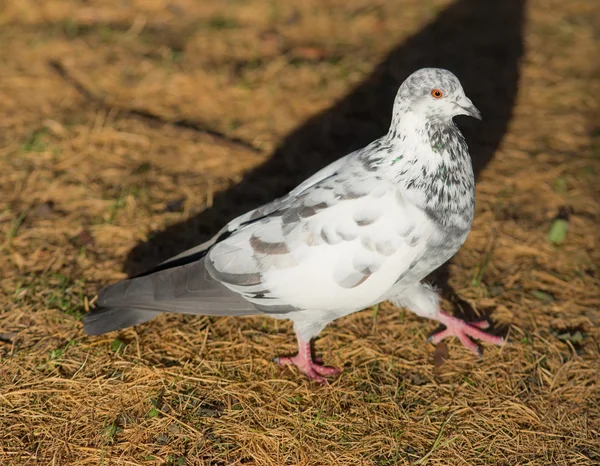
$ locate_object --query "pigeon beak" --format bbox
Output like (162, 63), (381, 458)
(455, 97), (482, 120)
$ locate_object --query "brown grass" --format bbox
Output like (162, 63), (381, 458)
(1, 0), (599, 464)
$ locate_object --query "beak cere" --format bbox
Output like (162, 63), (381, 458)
(457, 97), (482, 120)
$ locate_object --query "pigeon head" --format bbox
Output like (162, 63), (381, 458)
(394, 68), (481, 122)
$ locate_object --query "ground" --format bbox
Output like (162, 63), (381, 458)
(0, 0), (599, 465)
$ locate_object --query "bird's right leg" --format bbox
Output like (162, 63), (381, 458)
(390, 283), (504, 356)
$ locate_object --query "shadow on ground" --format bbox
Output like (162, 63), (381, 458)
(124, 0), (526, 316)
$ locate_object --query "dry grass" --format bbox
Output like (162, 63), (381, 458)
(1, 0), (599, 464)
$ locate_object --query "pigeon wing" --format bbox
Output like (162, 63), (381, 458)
(207, 170), (430, 314)
(158, 153), (352, 268)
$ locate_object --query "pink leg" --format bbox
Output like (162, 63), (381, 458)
(275, 336), (342, 384)
(429, 311), (505, 357)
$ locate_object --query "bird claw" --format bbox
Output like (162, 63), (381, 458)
(429, 313), (504, 357)
(275, 355), (342, 384)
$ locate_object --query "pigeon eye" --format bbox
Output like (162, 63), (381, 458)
(431, 89), (444, 99)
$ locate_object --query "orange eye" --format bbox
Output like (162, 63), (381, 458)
(431, 89), (443, 99)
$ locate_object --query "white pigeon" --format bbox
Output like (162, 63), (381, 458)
(84, 68), (504, 383)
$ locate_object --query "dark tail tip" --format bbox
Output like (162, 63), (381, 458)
(83, 307), (161, 335)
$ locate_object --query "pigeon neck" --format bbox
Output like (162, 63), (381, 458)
(386, 110), (448, 143)
(382, 112), (475, 228)
(384, 111), (471, 166)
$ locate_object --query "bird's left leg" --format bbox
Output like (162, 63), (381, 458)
(274, 319), (342, 384)
(390, 283), (505, 356)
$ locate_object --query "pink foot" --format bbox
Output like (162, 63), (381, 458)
(429, 312), (505, 357)
(275, 340), (341, 384)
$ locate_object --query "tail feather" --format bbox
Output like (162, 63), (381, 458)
(84, 255), (262, 336)
(83, 307), (161, 335)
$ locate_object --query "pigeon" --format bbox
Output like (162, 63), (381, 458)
(84, 68), (504, 383)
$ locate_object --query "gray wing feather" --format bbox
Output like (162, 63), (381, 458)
(84, 308), (161, 336)
(97, 257), (259, 314)
(156, 156), (349, 267)
(239, 155), (350, 223)
(84, 256), (263, 335)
